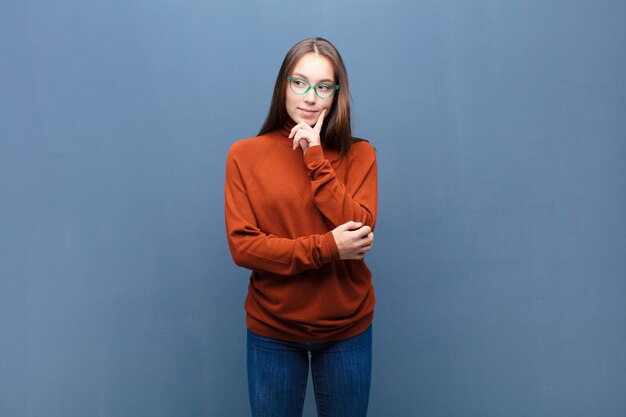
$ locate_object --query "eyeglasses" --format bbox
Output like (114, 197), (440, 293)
(287, 76), (339, 99)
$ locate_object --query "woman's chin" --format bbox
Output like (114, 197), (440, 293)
(298, 118), (315, 127)
(287, 113), (315, 128)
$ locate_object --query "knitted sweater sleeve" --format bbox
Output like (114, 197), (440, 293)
(224, 146), (340, 276)
(303, 143), (378, 229)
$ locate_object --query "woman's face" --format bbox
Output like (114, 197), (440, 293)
(285, 53), (336, 127)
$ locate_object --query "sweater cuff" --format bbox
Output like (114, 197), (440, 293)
(303, 145), (325, 173)
(323, 230), (341, 262)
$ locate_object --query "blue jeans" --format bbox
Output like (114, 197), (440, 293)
(247, 326), (372, 417)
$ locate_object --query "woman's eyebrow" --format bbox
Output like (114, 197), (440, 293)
(292, 73), (336, 83)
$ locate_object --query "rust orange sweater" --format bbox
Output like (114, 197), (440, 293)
(224, 127), (377, 342)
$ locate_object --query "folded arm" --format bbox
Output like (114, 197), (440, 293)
(225, 150), (340, 276)
(303, 143), (378, 229)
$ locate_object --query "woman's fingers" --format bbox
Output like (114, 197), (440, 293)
(341, 221), (362, 231)
(352, 226), (372, 240)
(291, 128), (305, 148)
(290, 110), (326, 152)
(292, 130), (313, 151)
(289, 109), (327, 138)
(313, 109), (327, 134)
(331, 222), (375, 260)
(291, 127), (321, 151)
(289, 122), (309, 139)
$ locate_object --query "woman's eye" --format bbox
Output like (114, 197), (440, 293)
(318, 84), (331, 91)
(294, 80), (306, 87)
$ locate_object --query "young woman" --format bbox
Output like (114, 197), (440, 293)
(224, 37), (378, 417)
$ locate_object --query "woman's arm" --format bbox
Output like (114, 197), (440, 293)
(290, 112), (377, 230)
(303, 143), (378, 230)
(225, 150), (339, 276)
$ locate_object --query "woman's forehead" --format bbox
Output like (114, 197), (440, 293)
(292, 53), (335, 82)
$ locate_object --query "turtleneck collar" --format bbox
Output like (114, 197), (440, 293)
(280, 119), (297, 138)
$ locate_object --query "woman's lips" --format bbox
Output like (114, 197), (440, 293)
(298, 108), (318, 116)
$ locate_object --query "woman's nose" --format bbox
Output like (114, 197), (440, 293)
(304, 88), (317, 103)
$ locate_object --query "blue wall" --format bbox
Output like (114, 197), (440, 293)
(1, 1), (625, 416)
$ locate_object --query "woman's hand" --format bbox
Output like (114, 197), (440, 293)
(289, 109), (327, 155)
(331, 221), (374, 260)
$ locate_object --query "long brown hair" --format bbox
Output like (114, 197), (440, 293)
(258, 38), (354, 156)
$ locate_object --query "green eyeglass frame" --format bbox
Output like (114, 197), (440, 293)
(287, 76), (339, 99)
